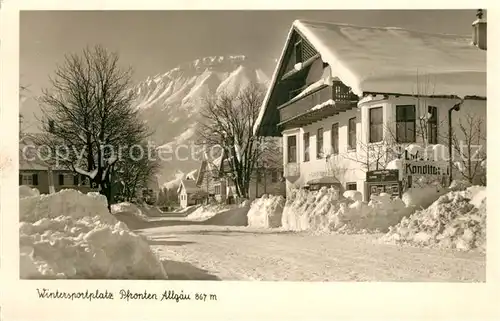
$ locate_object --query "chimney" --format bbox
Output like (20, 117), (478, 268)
(472, 9), (487, 50)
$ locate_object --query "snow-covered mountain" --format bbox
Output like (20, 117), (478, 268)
(133, 55), (272, 185)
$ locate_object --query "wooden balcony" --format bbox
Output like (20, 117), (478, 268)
(278, 82), (359, 130)
(284, 162), (300, 179)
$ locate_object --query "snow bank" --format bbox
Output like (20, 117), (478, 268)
(247, 195), (285, 228)
(449, 179), (473, 191)
(203, 203), (250, 226)
(343, 190), (363, 201)
(187, 204), (237, 221)
(281, 187), (412, 233)
(111, 202), (149, 221)
(20, 189), (167, 279)
(19, 185), (40, 199)
(402, 186), (447, 209)
(383, 186), (486, 252)
(187, 202), (250, 226)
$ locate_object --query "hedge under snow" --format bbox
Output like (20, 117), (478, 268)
(19, 187), (167, 279)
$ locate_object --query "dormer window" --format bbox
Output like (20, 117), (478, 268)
(294, 40), (303, 63)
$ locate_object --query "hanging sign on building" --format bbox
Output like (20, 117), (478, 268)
(403, 160), (450, 177)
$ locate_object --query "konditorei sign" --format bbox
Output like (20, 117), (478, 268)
(403, 160), (450, 176)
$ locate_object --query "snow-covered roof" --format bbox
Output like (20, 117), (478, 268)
(294, 20), (485, 98)
(185, 169), (198, 181)
(254, 19), (486, 136)
(19, 134), (67, 171)
(178, 179), (203, 194)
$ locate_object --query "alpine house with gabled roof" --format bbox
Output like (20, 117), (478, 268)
(253, 15), (486, 199)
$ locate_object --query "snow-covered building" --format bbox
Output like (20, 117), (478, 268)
(19, 134), (95, 194)
(177, 179), (206, 208)
(196, 148), (285, 203)
(253, 14), (486, 199)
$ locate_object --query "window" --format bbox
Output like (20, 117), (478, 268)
(396, 105), (416, 143)
(20, 173), (37, 186)
(346, 182), (357, 191)
(369, 107), (384, 143)
(294, 40), (303, 63)
(271, 171), (278, 183)
(73, 175), (79, 186)
(316, 128), (324, 159)
(348, 117), (357, 149)
(58, 173), (74, 186)
(215, 185), (221, 195)
(303, 132), (310, 162)
(287, 135), (297, 163)
(257, 172), (262, 183)
(427, 106), (438, 144)
(331, 123), (339, 155)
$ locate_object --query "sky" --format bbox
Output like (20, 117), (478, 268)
(20, 9), (480, 130)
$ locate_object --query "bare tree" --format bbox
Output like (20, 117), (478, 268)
(197, 83), (280, 199)
(340, 124), (402, 173)
(36, 45), (151, 209)
(115, 142), (160, 202)
(447, 113), (487, 185)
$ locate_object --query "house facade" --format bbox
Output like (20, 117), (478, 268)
(254, 15), (487, 200)
(19, 135), (95, 194)
(196, 149), (286, 203)
(178, 179), (206, 208)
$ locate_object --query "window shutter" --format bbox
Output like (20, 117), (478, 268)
(317, 128), (324, 158)
(303, 132), (310, 162)
(331, 123), (339, 154)
(349, 117), (357, 148)
(58, 174), (64, 185)
(73, 175), (79, 186)
(19, 174), (23, 185)
(32, 173), (38, 186)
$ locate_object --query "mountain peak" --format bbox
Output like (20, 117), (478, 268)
(134, 55), (272, 184)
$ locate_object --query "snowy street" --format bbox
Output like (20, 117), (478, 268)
(139, 224), (486, 282)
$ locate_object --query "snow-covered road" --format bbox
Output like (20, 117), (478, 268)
(138, 225), (485, 282)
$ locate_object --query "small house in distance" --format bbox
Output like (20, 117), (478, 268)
(196, 145), (285, 204)
(253, 14), (486, 200)
(178, 179), (206, 208)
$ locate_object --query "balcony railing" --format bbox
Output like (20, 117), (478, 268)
(278, 82), (358, 124)
(284, 162), (300, 178)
